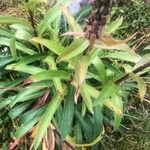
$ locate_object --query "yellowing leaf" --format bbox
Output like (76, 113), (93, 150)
(74, 54), (91, 103)
(137, 77), (146, 100)
(95, 32), (134, 54)
(104, 98), (123, 115)
(135, 76), (146, 100)
(66, 127), (104, 147)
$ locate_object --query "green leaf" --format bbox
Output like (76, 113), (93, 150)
(74, 54), (91, 103)
(15, 53), (47, 66)
(6, 64), (45, 74)
(104, 98), (123, 116)
(57, 38), (89, 62)
(136, 76), (146, 100)
(75, 123), (83, 144)
(0, 78), (24, 96)
(38, 0), (71, 35)
(10, 81), (52, 106)
(144, 45), (150, 50)
(0, 16), (31, 28)
(26, 70), (71, 83)
(100, 51), (141, 63)
(20, 105), (47, 124)
(44, 56), (63, 93)
(10, 38), (18, 60)
(0, 28), (14, 37)
(31, 37), (64, 55)
(59, 86), (75, 139)
(81, 84), (94, 114)
(131, 75), (147, 100)
(93, 105), (103, 136)
(93, 83), (120, 106)
(9, 102), (32, 119)
(10, 24), (31, 32)
(111, 95), (123, 131)
(0, 97), (14, 109)
(84, 83), (99, 99)
(32, 91), (66, 149)
(67, 127), (104, 147)
(52, 15), (62, 34)
(106, 17), (123, 34)
(15, 30), (32, 40)
(92, 56), (107, 84)
(133, 54), (150, 70)
(0, 55), (14, 67)
(14, 116), (39, 138)
(75, 110), (93, 140)
(0, 37), (36, 55)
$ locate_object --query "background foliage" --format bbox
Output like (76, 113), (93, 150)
(0, 0), (150, 150)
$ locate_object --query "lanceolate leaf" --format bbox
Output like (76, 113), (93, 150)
(10, 38), (18, 60)
(25, 70), (71, 83)
(106, 17), (123, 34)
(14, 53), (47, 66)
(6, 64), (45, 74)
(59, 86), (75, 139)
(9, 102), (32, 119)
(131, 74), (147, 100)
(15, 30), (32, 40)
(104, 98), (123, 116)
(0, 55), (14, 68)
(92, 56), (107, 84)
(0, 16), (31, 28)
(57, 38), (89, 62)
(0, 28), (14, 37)
(74, 54), (91, 103)
(14, 116), (40, 138)
(100, 51), (141, 63)
(136, 76), (146, 100)
(32, 90), (66, 149)
(95, 33), (134, 54)
(67, 127), (104, 147)
(44, 56), (63, 93)
(0, 37), (36, 55)
(38, 0), (71, 35)
(133, 54), (150, 71)
(31, 37), (64, 55)
(81, 84), (94, 114)
(10, 81), (53, 106)
(20, 105), (47, 124)
(112, 95), (123, 131)
(93, 83), (120, 106)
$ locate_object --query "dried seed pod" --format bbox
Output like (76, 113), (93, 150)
(84, 0), (116, 43)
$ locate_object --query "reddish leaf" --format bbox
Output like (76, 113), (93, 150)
(34, 90), (50, 108)
(9, 137), (20, 150)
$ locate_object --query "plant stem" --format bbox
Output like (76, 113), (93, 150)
(115, 61), (150, 84)
(28, 10), (38, 36)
